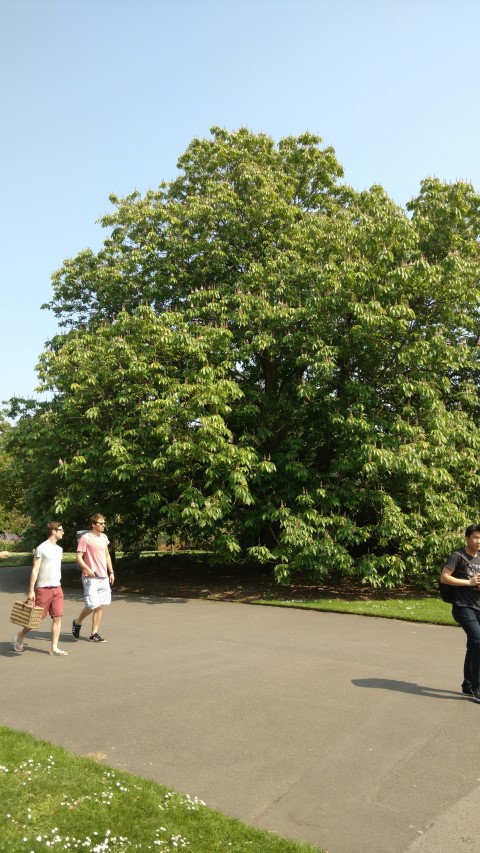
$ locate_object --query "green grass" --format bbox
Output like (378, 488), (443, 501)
(0, 552), (34, 567)
(0, 553), (79, 567)
(254, 597), (457, 625)
(0, 727), (321, 853)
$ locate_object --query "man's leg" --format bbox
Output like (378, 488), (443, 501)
(13, 626), (31, 651)
(75, 606), (93, 625)
(14, 588), (51, 651)
(453, 605), (480, 693)
(50, 615), (67, 655)
(72, 605), (93, 639)
(86, 580), (109, 640)
(91, 606), (103, 635)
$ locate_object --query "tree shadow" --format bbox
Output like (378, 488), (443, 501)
(352, 678), (465, 700)
(60, 589), (190, 605)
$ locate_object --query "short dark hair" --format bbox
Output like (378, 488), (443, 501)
(465, 524), (480, 538)
(46, 521), (62, 535)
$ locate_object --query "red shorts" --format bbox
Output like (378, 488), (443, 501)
(35, 586), (64, 619)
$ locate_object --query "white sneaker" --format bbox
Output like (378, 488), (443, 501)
(13, 635), (24, 652)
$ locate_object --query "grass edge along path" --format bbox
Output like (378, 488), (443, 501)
(0, 727), (322, 853)
(253, 597), (457, 626)
(3, 552), (456, 627)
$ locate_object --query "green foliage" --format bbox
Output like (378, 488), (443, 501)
(7, 128), (480, 587)
(0, 414), (31, 536)
(0, 540), (26, 553)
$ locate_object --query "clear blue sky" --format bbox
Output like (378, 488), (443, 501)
(1, 0), (479, 404)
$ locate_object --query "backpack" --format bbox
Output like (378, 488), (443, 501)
(439, 551), (473, 603)
(76, 530), (89, 542)
(439, 580), (454, 603)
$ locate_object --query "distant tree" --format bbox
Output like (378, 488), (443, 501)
(8, 129), (480, 586)
(0, 415), (31, 537)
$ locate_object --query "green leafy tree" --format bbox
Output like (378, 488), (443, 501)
(0, 415), (31, 537)
(8, 129), (480, 585)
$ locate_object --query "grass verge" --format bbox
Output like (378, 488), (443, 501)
(0, 553), (78, 567)
(253, 597), (457, 625)
(0, 726), (321, 853)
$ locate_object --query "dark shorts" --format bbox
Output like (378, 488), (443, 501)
(35, 586), (64, 619)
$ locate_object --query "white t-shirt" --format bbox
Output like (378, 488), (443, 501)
(34, 540), (63, 587)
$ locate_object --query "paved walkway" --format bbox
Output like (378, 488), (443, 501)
(2, 563), (480, 853)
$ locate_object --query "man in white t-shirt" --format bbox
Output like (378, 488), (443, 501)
(13, 521), (67, 656)
(72, 513), (114, 643)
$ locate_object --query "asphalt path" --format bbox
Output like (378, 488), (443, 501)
(2, 563), (480, 853)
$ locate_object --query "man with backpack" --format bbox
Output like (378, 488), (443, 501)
(71, 513), (114, 643)
(440, 524), (480, 700)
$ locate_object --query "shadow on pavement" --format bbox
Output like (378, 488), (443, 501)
(352, 677), (465, 700)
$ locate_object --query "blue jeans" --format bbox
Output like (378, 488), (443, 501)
(452, 604), (480, 690)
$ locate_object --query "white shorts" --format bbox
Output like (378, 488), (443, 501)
(82, 577), (111, 609)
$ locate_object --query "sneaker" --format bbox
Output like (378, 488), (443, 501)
(88, 633), (106, 643)
(13, 634), (24, 652)
(462, 686), (474, 696)
(471, 687), (480, 703)
(72, 619), (81, 640)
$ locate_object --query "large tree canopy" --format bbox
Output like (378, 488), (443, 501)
(8, 128), (480, 585)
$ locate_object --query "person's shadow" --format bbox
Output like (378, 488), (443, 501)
(352, 678), (466, 700)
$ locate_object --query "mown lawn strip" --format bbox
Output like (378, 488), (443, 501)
(253, 597), (456, 626)
(0, 726), (321, 853)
